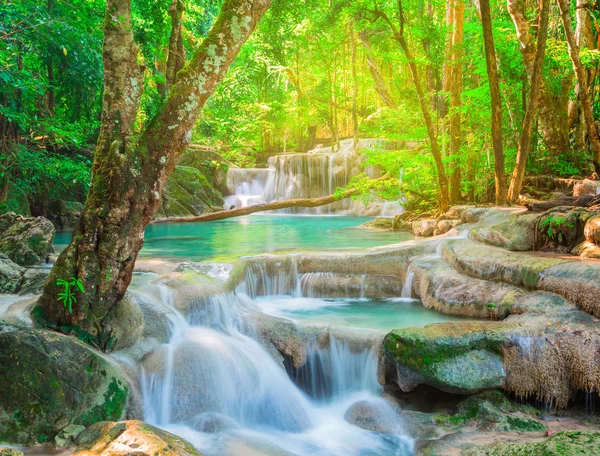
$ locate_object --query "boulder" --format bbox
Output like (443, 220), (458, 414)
(359, 218), (393, 230)
(573, 179), (600, 196)
(0, 254), (24, 294)
(343, 398), (405, 434)
(434, 218), (461, 236)
(461, 207), (492, 224)
(0, 213), (55, 266)
(0, 326), (131, 445)
(73, 420), (203, 456)
(584, 215), (600, 245)
(156, 166), (224, 218)
(470, 213), (539, 251)
(383, 322), (509, 394)
(100, 292), (145, 352)
(412, 219), (437, 237)
(436, 391), (546, 433)
(463, 430), (600, 455)
(18, 268), (49, 295)
(178, 147), (232, 195)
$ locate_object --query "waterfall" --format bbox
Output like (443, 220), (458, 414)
(288, 335), (380, 400)
(401, 266), (414, 299)
(135, 281), (414, 455)
(223, 138), (405, 216)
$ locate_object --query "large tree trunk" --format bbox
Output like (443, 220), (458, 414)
(557, 0), (600, 175)
(507, 0), (571, 160)
(480, 0), (507, 205)
(34, 0), (272, 349)
(377, 3), (450, 211)
(165, 0), (185, 93)
(448, 0), (464, 203)
(507, 0), (550, 202)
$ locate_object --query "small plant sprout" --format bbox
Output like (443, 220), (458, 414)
(56, 277), (84, 314)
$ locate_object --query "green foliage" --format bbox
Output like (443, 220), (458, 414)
(540, 215), (575, 243)
(0, 145), (91, 214)
(55, 276), (84, 314)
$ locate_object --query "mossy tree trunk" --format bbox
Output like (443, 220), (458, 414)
(34, 0), (272, 349)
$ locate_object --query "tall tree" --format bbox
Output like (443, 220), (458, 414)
(557, 0), (600, 175)
(34, 0), (272, 349)
(479, 0), (506, 205)
(507, 0), (550, 202)
(373, 0), (451, 211)
(447, 0), (464, 202)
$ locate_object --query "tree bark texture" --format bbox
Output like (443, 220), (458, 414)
(34, 0), (272, 349)
(480, 0), (507, 205)
(507, 0), (550, 202)
(557, 0), (600, 175)
(377, 2), (450, 211)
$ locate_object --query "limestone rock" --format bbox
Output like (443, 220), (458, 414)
(436, 391), (546, 433)
(343, 399), (405, 434)
(100, 292), (144, 352)
(573, 179), (600, 196)
(74, 420), (203, 456)
(0, 326), (131, 445)
(412, 219), (437, 237)
(463, 430), (600, 455)
(178, 147), (233, 195)
(0, 213), (55, 266)
(156, 165), (224, 218)
(18, 268), (49, 295)
(383, 322), (509, 394)
(470, 213), (539, 251)
(434, 218), (461, 236)
(0, 254), (25, 294)
(461, 207), (492, 224)
(359, 218), (393, 230)
(584, 215), (600, 245)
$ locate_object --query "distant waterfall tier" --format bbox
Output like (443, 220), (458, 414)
(224, 138), (404, 216)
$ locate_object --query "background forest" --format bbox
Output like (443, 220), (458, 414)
(2, 0), (599, 215)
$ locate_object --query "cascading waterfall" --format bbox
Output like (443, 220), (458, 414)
(224, 138), (404, 216)
(132, 279), (414, 455)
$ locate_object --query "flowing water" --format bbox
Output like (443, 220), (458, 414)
(224, 139), (404, 216)
(125, 277), (415, 456)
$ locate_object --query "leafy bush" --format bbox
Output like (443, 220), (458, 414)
(1, 145), (91, 214)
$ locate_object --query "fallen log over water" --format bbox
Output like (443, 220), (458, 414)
(153, 175), (390, 224)
(525, 194), (599, 211)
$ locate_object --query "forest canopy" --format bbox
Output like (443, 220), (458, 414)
(2, 0), (600, 215)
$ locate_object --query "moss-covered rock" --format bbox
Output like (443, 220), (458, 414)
(0, 326), (131, 445)
(0, 448), (24, 456)
(0, 213), (55, 266)
(156, 165), (224, 218)
(177, 147), (232, 195)
(435, 391), (546, 433)
(359, 218), (393, 230)
(73, 420), (203, 456)
(383, 322), (509, 394)
(463, 430), (600, 455)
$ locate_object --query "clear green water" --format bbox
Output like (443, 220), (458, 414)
(54, 215), (412, 261)
(254, 296), (465, 332)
